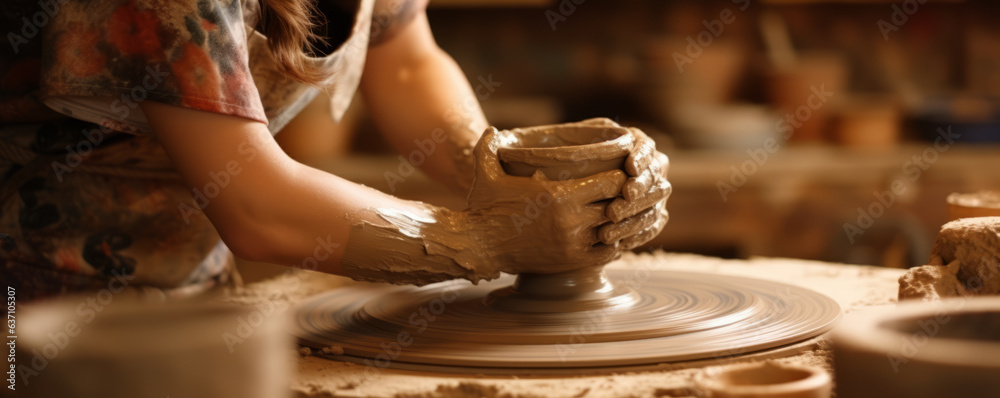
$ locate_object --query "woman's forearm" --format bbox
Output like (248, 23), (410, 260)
(142, 100), (479, 282)
(361, 13), (486, 194)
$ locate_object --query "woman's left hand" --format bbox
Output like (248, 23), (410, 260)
(591, 120), (671, 250)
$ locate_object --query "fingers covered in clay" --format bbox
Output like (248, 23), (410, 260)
(618, 202), (669, 250)
(464, 126), (632, 274)
(553, 169), (628, 205)
(471, 126), (516, 184)
(587, 241), (621, 264)
(608, 178), (671, 223)
(625, 129), (655, 177)
(599, 205), (658, 245)
(463, 122), (669, 276)
(622, 169), (654, 202)
(611, 127), (671, 223)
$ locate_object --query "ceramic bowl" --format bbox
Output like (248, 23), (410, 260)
(694, 361), (831, 398)
(833, 297), (1000, 398)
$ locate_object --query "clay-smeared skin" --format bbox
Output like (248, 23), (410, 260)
(342, 121), (675, 285)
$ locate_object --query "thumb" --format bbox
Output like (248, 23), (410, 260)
(473, 126), (508, 183)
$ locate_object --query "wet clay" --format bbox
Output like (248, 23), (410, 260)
(341, 204), (500, 286)
(899, 217), (1000, 300)
(496, 121), (634, 180)
(340, 120), (651, 287)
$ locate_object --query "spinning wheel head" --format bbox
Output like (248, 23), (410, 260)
(292, 270), (841, 373)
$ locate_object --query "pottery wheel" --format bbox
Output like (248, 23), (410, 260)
(292, 267), (840, 373)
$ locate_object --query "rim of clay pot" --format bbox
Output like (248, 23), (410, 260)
(497, 123), (635, 167)
(833, 298), (1000, 369)
(947, 191), (1000, 209)
(694, 361), (831, 397)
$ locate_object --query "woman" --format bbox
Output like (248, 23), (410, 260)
(1, 0), (670, 300)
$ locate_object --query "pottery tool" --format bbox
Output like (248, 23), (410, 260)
(292, 123), (841, 373)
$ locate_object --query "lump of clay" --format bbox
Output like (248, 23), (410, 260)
(932, 217), (1000, 294)
(899, 217), (1000, 300)
(898, 260), (968, 301)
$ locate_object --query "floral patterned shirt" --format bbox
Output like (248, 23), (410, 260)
(1, 0), (374, 300)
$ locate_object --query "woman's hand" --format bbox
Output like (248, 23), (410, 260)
(557, 118), (670, 251)
(602, 122), (671, 250)
(460, 126), (628, 274)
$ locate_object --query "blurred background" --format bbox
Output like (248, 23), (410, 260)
(268, 0), (1000, 276)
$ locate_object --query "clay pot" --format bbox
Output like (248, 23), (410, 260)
(832, 297), (1000, 398)
(492, 122), (636, 310)
(694, 361), (832, 398)
(18, 297), (291, 398)
(947, 190), (1000, 221)
(497, 122), (635, 180)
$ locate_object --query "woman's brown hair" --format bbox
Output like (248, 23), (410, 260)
(243, 0), (328, 85)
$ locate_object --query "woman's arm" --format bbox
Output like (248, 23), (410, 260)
(142, 102), (635, 284)
(141, 101), (411, 275)
(360, 6), (486, 194)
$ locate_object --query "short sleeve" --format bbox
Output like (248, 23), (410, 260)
(249, 0), (374, 134)
(38, 0), (267, 134)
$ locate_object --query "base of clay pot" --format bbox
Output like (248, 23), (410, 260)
(291, 269), (840, 373)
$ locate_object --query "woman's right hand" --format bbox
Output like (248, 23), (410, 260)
(458, 126), (628, 275)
